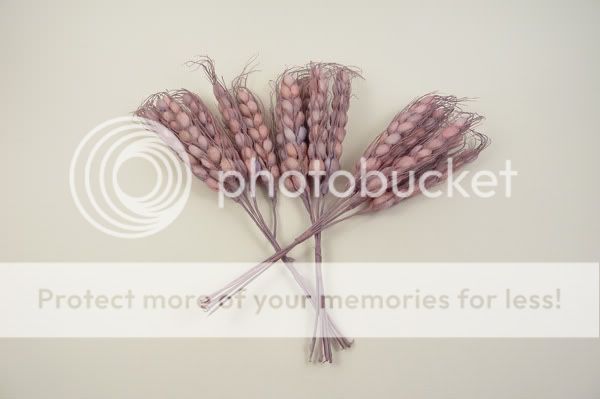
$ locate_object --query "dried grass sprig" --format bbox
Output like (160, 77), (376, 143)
(233, 86), (280, 179)
(306, 64), (330, 181)
(326, 66), (354, 179)
(274, 70), (309, 191)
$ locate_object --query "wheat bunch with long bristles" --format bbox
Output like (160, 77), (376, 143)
(195, 59), (352, 353)
(136, 83), (353, 354)
(187, 57), (268, 182)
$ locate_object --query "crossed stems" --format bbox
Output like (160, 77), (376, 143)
(200, 191), (359, 314)
(207, 189), (353, 354)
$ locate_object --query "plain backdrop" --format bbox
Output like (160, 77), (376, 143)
(0, 0), (599, 398)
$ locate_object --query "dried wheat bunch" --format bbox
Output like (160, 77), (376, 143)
(297, 63), (359, 362)
(136, 84), (352, 353)
(134, 59), (491, 365)
(192, 58), (351, 351)
(303, 63), (335, 362)
(190, 59), (245, 168)
(201, 95), (490, 328)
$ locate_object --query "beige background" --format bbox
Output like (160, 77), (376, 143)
(1, 0), (599, 397)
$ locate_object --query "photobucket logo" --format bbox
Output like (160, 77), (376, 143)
(69, 116), (191, 238)
(216, 158), (518, 207)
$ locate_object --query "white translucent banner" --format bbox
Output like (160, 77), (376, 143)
(0, 262), (598, 337)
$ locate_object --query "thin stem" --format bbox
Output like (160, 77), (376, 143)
(303, 191), (325, 361)
(271, 192), (278, 239)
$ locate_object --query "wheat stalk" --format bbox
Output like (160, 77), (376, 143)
(274, 70), (309, 191)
